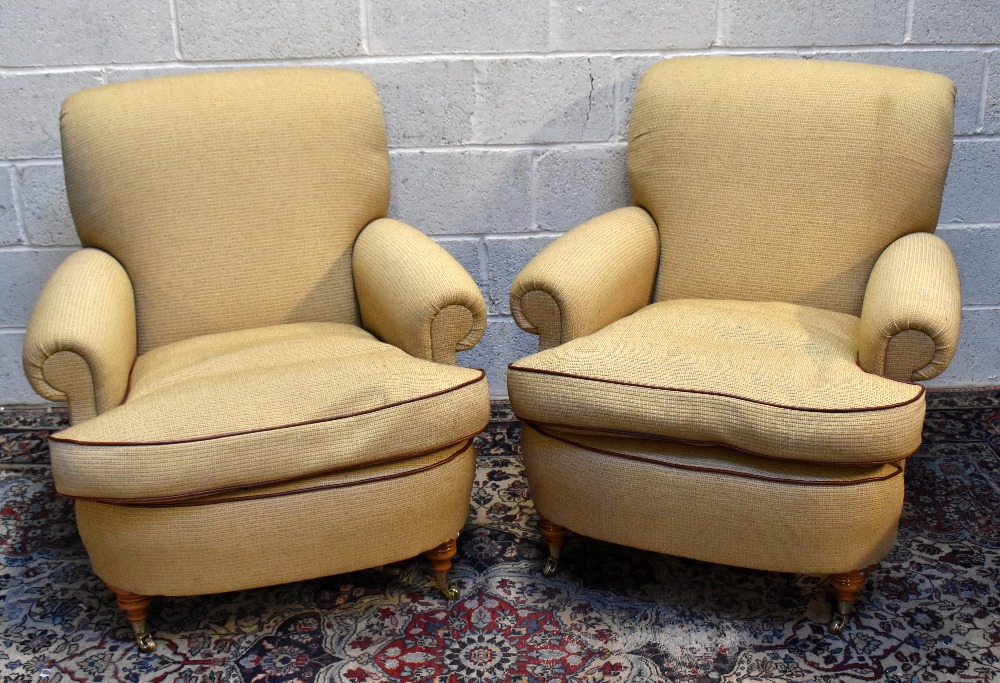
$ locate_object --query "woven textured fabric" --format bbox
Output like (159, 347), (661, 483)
(522, 426), (902, 574)
(859, 232), (962, 381)
(629, 57), (955, 316)
(49, 323), (488, 500)
(510, 207), (659, 348)
(509, 299), (925, 464)
(22, 248), (136, 424)
(60, 68), (390, 354)
(354, 218), (486, 364)
(76, 443), (476, 596)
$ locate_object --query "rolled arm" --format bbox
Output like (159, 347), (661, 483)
(23, 248), (137, 424)
(353, 218), (486, 364)
(858, 232), (961, 382)
(510, 207), (660, 350)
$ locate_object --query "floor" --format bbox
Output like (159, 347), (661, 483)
(1, 394), (998, 682)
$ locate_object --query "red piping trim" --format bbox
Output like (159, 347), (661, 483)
(51, 369), (486, 446)
(527, 424), (904, 487)
(507, 365), (924, 413)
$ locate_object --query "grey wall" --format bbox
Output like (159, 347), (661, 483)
(1, 0), (998, 402)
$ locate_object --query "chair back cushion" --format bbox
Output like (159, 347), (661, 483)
(628, 57), (954, 315)
(61, 68), (390, 353)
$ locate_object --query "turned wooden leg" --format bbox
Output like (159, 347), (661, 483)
(424, 537), (460, 600)
(538, 516), (567, 577)
(106, 583), (156, 652)
(828, 566), (875, 635)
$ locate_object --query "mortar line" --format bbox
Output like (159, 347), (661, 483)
(903, 0), (916, 44)
(962, 305), (1000, 311)
(954, 133), (1000, 141)
(0, 159), (62, 167)
(714, 0), (725, 47)
(937, 223), (1000, 230)
(4, 44), (999, 75)
(390, 141), (626, 154)
(976, 53), (991, 131)
(168, 0), (183, 59)
(0, 327), (28, 334)
(358, 0), (371, 55)
(611, 56), (622, 142)
(0, 245), (75, 253)
(6, 167), (27, 245)
(477, 237), (488, 288)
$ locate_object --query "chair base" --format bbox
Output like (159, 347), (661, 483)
(106, 583), (156, 652)
(424, 537), (461, 599)
(523, 426), (899, 634)
(538, 516), (567, 576)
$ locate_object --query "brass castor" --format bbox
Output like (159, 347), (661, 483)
(424, 537), (460, 600)
(538, 516), (567, 577)
(828, 568), (871, 635)
(107, 583), (156, 652)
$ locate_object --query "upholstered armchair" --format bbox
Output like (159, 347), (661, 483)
(508, 57), (961, 634)
(23, 69), (489, 651)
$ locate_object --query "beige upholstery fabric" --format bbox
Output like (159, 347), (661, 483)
(23, 248), (136, 424)
(510, 299), (924, 464)
(510, 207), (659, 348)
(523, 427), (902, 575)
(50, 323), (488, 501)
(508, 55), (958, 586)
(77, 443), (476, 596)
(61, 68), (390, 354)
(24, 69), (490, 603)
(630, 57), (955, 316)
(354, 218), (486, 363)
(859, 232), (962, 381)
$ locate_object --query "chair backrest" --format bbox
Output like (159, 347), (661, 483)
(628, 57), (955, 316)
(61, 68), (390, 354)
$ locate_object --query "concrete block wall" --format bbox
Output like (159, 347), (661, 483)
(1, 0), (998, 402)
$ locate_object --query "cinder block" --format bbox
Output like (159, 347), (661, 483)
(0, 1), (173, 66)
(985, 55), (999, 134)
(0, 171), (19, 246)
(432, 237), (484, 284)
(458, 319), (539, 398)
(940, 141), (1000, 224)
(485, 235), (560, 315)
(0, 72), (103, 159)
(176, 0), (362, 60)
(938, 227), (1000, 306)
(368, 0), (548, 54)
(354, 61), (476, 146)
(389, 150), (533, 234)
(0, 332), (45, 405)
(0, 249), (75, 327)
(535, 145), (630, 231)
(473, 57), (615, 144)
(719, 0), (905, 46)
(18, 165), (79, 247)
(911, 0), (1000, 44)
(812, 51), (985, 135)
(926, 308), (1000, 386)
(616, 56), (667, 140)
(550, 0), (715, 50)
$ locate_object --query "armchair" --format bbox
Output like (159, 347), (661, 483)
(23, 68), (489, 651)
(508, 57), (961, 634)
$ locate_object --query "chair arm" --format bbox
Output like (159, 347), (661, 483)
(858, 232), (961, 382)
(23, 248), (137, 423)
(354, 218), (486, 364)
(510, 207), (660, 350)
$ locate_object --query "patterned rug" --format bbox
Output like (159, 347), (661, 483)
(1, 394), (999, 683)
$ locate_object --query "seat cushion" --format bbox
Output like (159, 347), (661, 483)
(50, 322), (489, 502)
(508, 300), (925, 464)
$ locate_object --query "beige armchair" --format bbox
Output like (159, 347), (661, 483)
(22, 68), (488, 651)
(508, 57), (961, 634)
